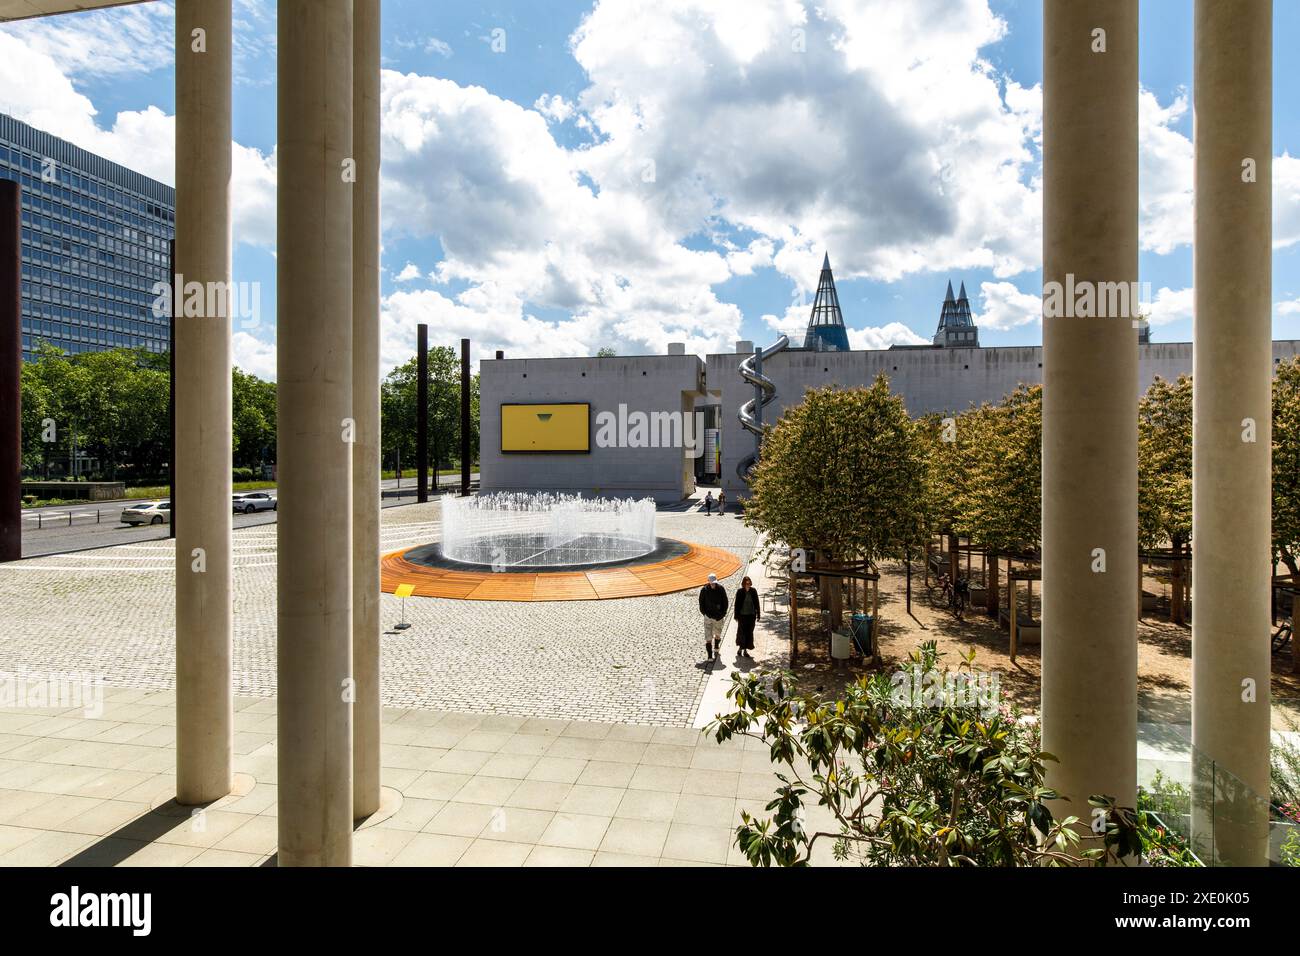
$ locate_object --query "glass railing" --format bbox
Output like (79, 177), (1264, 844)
(1139, 736), (1296, 867)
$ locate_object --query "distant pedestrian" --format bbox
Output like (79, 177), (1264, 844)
(733, 576), (760, 658)
(699, 573), (729, 661)
(717, 489), (726, 515)
(703, 491), (714, 516)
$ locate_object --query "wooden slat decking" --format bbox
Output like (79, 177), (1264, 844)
(380, 540), (743, 602)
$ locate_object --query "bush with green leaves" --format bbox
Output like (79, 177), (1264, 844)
(709, 642), (1141, 866)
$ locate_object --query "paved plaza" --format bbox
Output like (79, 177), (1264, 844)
(0, 501), (757, 726)
(0, 688), (845, 867)
(0, 499), (848, 866)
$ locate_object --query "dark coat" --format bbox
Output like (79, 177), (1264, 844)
(699, 583), (729, 620)
(733, 586), (760, 618)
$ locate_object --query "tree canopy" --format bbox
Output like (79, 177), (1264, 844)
(1137, 375), (1192, 552)
(743, 377), (928, 563)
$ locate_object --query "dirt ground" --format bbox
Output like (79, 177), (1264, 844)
(749, 558), (1300, 730)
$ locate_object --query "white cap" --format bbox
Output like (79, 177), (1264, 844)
(707, 574), (717, 583)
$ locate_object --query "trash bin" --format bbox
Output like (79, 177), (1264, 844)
(831, 630), (853, 660)
(850, 613), (874, 656)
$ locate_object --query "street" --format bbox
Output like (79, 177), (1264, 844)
(19, 474), (478, 558)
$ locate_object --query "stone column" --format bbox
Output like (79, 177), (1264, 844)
(174, 0), (233, 806)
(277, 0), (354, 866)
(1192, 0), (1272, 866)
(352, 0), (382, 820)
(1040, 0), (1139, 843)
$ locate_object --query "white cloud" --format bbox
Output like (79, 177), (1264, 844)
(1278, 297), (1300, 316)
(394, 262), (422, 282)
(974, 280), (1040, 330)
(1145, 286), (1193, 326)
(847, 323), (929, 350)
(533, 94), (574, 124)
(1139, 88), (1193, 255)
(761, 304), (925, 351)
(0, 29), (277, 250)
(570, 0), (1043, 289)
(425, 37), (453, 58)
(232, 331), (276, 379)
(725, 239), (775, 277)
(1275, 153), (1300, 250)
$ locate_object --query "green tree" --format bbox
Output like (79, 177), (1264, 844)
(1274, 357), (1300, 660)
(232, 367), (277, 470)
(380, 347), (480, 476)
(710, 642), (1142, 866)
(743, 377), (928, 565)
(961, 386), (1042, 554)
(1137, 375), (1192, 551)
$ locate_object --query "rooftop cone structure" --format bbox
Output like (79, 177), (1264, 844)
(803, 253), (850, 352)
(933, 280), (979, 347)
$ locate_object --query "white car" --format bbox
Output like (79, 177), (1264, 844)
(122, 501), (172, 526)
(233, 491), (278, 514)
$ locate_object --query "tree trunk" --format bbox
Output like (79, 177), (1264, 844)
(1284, 551), (1300, 674)
(1170, 537), (1184, 625)
(987, 555), (999, 617)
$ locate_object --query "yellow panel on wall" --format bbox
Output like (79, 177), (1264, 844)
(501, 403), (590, 453)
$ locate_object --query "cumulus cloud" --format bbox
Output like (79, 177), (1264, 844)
(0, 28), (277, 249)
(394, 262), (422, 282)
(847, 323), (929, 350)
(1276, 153), (1300, 250)
(232, 330), (276, 379)
(570, 0), (1042, 289)
(1144, 286), (1193, 326)
(974, 280), (1040, 330)
(533, 94), (575, 124)
(1139, 89), (1194, 255)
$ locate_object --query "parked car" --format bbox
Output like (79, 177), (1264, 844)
(233, 491), (278, 514)
(122, 501), (172, 526)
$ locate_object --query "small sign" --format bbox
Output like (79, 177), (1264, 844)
(394, 583), (415, 599)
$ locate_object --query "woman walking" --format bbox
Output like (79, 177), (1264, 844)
(733, 576), (760, 658)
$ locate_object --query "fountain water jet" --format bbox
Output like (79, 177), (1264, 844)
(440, 493), (657, 569)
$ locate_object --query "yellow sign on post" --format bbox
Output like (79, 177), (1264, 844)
(394, 583), (415, 630)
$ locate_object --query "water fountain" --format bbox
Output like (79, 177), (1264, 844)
(439, 492), (657, 570)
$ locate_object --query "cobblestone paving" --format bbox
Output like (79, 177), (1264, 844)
(0, 502), (756, 726)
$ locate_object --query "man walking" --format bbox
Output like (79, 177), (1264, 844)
(717, 489), (726, 515)
(699, 572), (729, 662)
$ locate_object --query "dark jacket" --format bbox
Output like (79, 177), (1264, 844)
(733, 586), (760, 618)
(699, 583), (729, 620)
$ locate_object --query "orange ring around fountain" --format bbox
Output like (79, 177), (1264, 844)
(380, 539), (743, 601)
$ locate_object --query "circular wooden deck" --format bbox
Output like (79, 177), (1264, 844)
(381, 540), (743, 602)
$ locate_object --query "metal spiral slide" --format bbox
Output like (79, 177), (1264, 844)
(737, 334), (790, 482)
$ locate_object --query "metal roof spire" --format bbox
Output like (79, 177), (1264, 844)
(803, 253), (850, 351)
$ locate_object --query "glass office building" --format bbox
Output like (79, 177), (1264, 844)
(0, 113), (175, 363)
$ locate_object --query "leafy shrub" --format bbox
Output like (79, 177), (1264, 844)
(709, 642), (1141, 866)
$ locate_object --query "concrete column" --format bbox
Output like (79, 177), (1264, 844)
(1040, 0), (1139, 841)
(1192, 0), (1272, 866)
(0, 180), (20, 565)
(174, 0), (233, 805)
(352, 0), (382, 820)
(277, 0), (354, 866)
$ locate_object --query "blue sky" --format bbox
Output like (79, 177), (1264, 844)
(2, 0), (1299, 378)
